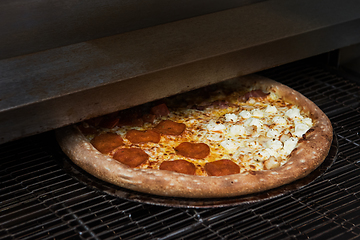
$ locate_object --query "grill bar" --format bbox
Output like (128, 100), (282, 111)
(2, 61), (360, 239)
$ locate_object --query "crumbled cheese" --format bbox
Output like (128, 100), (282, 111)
(283, 137), (298, 154)
(254, 149), (271, 161)
(245, 118), (263, 128)
(268, 92), (278, 100)
(251, 109), (264, 118)
(224, 113), (238, 122)
(264, 148), (277, 157)
(303, 117), (312, 126)
(239, 110), (251, 119)
(248, 98), (256, 104)
(207, 119), (226, 132)
(236, 147), (250, 155)
(285, 107), (302, 119)
(265, 139), (283, 150)
(264, 157), (280, 170)
(273, 116), (286, 125)
(267, 129), (280, 138)
(228, 125), (246, 137)
(294, 123), (311, 137)
(221, 140), (238, 151)
(265, 105), (277, 113)
(248, 140), (260, 148)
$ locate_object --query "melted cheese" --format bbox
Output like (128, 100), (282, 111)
(87, 88), (313, 175)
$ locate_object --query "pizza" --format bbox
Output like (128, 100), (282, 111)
(56, 75), (333, 198)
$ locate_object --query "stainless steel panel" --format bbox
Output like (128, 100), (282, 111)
(0, 0), (263, 60)
(1, 0), (360, 144)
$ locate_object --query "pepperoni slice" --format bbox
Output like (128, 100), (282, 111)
(116, 110), (144, 127)
(126, 129), (161, 143)
(117, 116), (144, 127)
(239, 89), (269, 102)
(160, 160), (196, 175)
(90, 133), (124, 154)
(142, 114), (156, 123)
(211, 100), (229, 109)
(205, 159), (240, 176)
(175, 142), (210, 159)
(150, 103), (170, 117)
(98, 113), (119, 128)
(113, 148), (149, 167)
(86, 116), (103, 127)
(154, 120), (186, 135)
(77, 124), (98, 135)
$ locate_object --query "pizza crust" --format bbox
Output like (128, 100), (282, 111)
(56, 75), (333, 198)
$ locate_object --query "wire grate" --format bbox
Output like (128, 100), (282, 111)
(2, 61), (360, 239)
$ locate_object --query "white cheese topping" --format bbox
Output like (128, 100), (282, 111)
(248, 99), (256, 104)
(248, 140), (260, 149)
(239, 110), (251, 119)
(265, 139), (283, 150)
(254, 149), (271, 161)
(228, 125), (246, 137)
(294, 123), (311, 137)
(296, 117), (312, 126)
(285, 107), (302, 119)
(245, 118), (263, 129)
(273, 116), (287, 125)
(264, 148), (277, 157)
(221, 140), (239, 152)
(207, 119), (226, 132)
(265, 105), (277, 113)
(225, 113), (238, 122)
(283, 137), (298, 155)
(267, 129), (280, 138)
(251, 109), (264, 118)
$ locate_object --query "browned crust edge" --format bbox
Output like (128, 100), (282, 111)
(55, 75), (333, 198)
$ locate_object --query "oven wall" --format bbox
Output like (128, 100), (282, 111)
(1, 0), (360, 145)
(0, 0), (263, 60)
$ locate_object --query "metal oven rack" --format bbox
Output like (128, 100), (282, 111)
(2, 61), (360, 239)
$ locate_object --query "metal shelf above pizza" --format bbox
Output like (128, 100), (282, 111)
(1, 0), (360, 144)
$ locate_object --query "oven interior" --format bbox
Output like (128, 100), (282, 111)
(2, 57), (360, 239)
(2, 0), (360, 239)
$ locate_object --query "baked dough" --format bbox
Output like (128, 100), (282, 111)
(56, 75), (333, 198)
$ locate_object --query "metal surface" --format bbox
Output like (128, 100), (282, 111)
(0, 0), (264, 60)
(1, 0), (360, 145)
(59, 133), (338, 208)
(1, 62), (360, 239)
